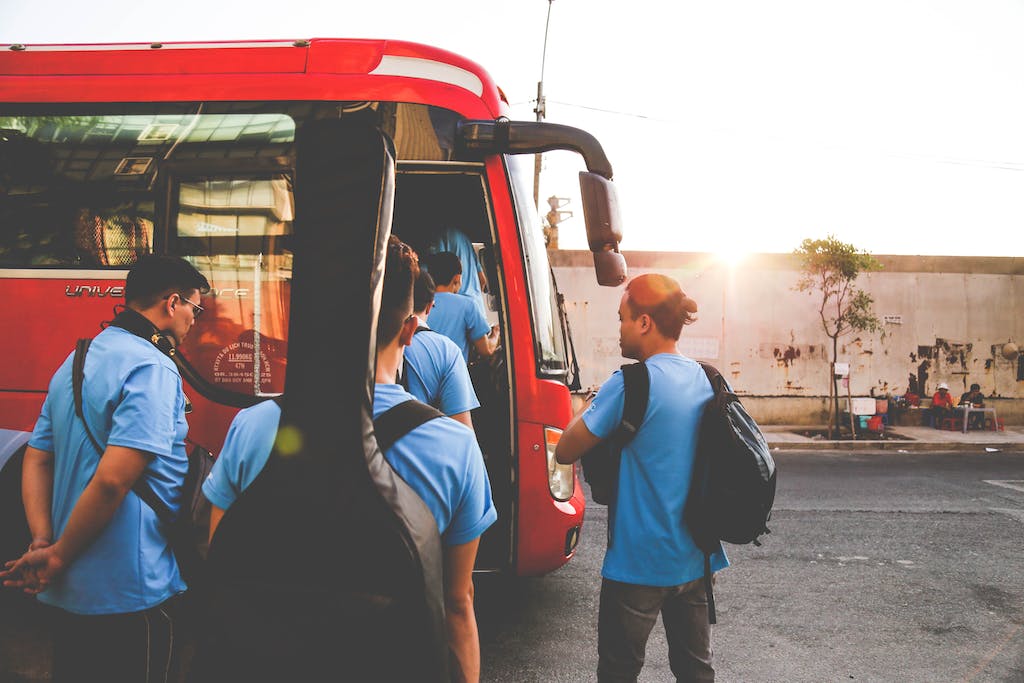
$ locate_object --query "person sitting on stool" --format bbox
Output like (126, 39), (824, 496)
(958, 383), (985, 430)
(931, 382), (955, 427)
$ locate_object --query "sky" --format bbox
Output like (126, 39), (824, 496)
(2, 0), (1023, 257)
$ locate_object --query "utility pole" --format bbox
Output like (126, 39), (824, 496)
(533, 0), (554, 209)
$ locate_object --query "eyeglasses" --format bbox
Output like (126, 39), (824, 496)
(165, 293), (204, 319)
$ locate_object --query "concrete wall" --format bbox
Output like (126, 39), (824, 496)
(551, 251), (1024, 424)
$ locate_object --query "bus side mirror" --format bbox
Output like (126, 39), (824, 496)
(579, 172), (627, 287)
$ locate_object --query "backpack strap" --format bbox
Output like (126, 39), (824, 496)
(72, 339), (103, 457)
(72, 338), (176, 528)
(698, 361), (730, 394)
(604, 361), (650, 548)
(696, 361), (723, 624)
(398, 326), (436, 389)
(374, 399), (445, 453)
(614, 362), (650, 446)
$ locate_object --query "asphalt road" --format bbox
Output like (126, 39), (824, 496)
(477, 451), (1024, 682)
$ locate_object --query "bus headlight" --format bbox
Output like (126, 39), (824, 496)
(544, 427), (574, 501)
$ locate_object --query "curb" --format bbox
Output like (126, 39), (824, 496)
(766, 440), (1024, 453)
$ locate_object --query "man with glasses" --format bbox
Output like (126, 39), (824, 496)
(2, 255), (209, 682)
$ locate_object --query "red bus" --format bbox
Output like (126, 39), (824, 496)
(0, 38), (626, 577)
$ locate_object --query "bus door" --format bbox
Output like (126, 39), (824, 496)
(392, 164), (514, 571)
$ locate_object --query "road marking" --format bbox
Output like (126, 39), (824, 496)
(961, 623), (1022, 682)
(983, 480), (1024, 493)
(990, 508), (1024, 524)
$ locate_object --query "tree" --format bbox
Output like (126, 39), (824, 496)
(793, 235), (882, 438)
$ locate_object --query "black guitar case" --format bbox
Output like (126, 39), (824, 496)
(192, 114), (449, 682)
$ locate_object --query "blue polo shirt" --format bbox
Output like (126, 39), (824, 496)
(204, 384), (496, 547)
(583, 353), (728, 586)
(405, 324), (480, 417)
(428, 228), (487, 317)
(427, 292), (491, 361)
(29, 326), (188, 614)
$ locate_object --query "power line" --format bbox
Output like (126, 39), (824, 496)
(513, 99), (1024, 172)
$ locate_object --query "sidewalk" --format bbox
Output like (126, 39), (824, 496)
(763, 424), (1024, 452)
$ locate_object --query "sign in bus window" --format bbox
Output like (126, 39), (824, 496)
(175, 175), (293, 398)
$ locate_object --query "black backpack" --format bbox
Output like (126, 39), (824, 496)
(192, 398), (446, 681)
(686, 362), (777, 623)
(580, 362), (649, 506)
(72, 338), (214, 587)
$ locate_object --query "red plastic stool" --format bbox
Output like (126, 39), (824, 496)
(984, 417), (1005, 432)
(940, 417), (958, 431)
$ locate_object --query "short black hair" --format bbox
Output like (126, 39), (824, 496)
(970, 383), (981, 392)
(413, 270), (436, 313)
(424, 251), (462, 286)
(377, 236), (420, 348)
(125, 255), (210, 308)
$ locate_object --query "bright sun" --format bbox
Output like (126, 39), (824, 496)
(713, 249), (749, 268)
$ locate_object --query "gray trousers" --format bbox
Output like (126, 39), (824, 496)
(597, 577), (714, 683)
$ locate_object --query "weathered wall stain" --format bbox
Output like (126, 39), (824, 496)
(772, 345), (801, 367)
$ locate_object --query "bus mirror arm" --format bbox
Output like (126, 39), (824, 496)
(458, 120), (613, 180)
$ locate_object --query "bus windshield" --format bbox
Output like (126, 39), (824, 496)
(506, 154), (568, 378)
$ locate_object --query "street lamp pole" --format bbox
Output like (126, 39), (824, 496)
(533, 0), (554, 209)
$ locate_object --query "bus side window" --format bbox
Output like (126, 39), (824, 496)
(73, 210), (152, 267)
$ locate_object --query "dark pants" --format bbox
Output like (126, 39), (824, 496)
(597, 577), (714, 683)
(52, 596), (182, 683)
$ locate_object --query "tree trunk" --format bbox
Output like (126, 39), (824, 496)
(830, 335), (840, 439)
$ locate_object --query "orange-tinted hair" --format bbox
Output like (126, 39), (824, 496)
(624, 273), (698, 340)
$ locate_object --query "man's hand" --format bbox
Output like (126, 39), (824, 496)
(29, 538), (52, 552)
(1, 545), (67, 595)
(555, 402), (603, 465)
(473, 326), (501, 358)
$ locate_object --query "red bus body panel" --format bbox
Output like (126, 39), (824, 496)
(0, 38), (584, 575)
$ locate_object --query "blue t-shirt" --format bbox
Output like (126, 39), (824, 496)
(583, 353), (728, 587)
(405, 325), (480, 417)
(204, 384), (496, 547)
(428, 227), (486, 316)
(29, 326), (188, 614)
(427, 291), (491, 361)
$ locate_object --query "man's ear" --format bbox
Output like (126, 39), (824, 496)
(163, 292), (178, 318)
(638, 313), (653, 334)
(398, 315), (418, 347)
(423, 301), (434, 316)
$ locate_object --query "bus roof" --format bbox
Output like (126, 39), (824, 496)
(0, 38), (506, 117)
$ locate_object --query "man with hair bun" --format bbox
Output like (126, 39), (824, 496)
(555, 273), (728, 683)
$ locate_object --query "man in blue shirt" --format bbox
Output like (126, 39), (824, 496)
(404, 270), (480, 428)
(2, 255), (209, 682)
(425, 250), (499, 361)
(427, 226), (488, 317)
(203, 237), (496, 683)
(555, 274), (726, 683)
